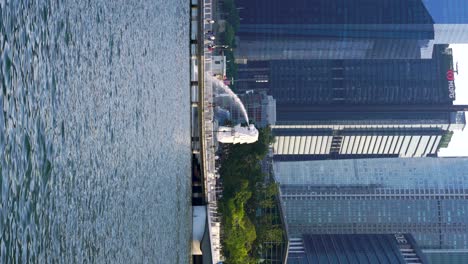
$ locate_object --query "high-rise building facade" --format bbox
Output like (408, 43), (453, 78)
(237, 45), (455, 104)
(235, 0), (433, 60)
(288, 233), (428, 264)
(234, 0), (468, 61)
(258, 45), (466, 160)
(274, 158), (468, 263)
(232, 1), (467, 162)
(272, 111), (465, 161)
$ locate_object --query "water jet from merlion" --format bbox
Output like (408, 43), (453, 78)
(208, 75), (259, 144)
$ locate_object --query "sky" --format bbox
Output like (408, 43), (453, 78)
(438, 44), (468, 157)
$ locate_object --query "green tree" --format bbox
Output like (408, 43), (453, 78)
(262, 228), (283, 243)
(223, 0), (240, 31)
(222, 182), (257, 264)
(219, 128), (279, 262)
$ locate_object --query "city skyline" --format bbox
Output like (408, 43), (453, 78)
(232, 0), (468, 159)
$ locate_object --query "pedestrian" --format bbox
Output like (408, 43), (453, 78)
(207, 44), (215, 52)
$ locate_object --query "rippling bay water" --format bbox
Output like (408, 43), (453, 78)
(1, 0), (191, 262)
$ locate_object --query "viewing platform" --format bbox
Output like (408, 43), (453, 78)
(190, 0), (223, 263)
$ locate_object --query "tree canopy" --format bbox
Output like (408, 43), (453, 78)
(218, 127), (283, 263)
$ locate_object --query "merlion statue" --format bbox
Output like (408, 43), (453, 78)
(216, 124), (259, 144)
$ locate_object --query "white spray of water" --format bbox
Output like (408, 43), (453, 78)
(208, 75), (249, 124)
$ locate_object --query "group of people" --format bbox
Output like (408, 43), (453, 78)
(205, 31), (215, 51)
(206, 30), (215, 40)
(205, 19), (216, 51)
(204, 20), (230, 53)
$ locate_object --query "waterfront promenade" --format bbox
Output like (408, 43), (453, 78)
(190, 0), (223, 263)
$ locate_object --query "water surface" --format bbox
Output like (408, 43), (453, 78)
(1, 0), (191, 262)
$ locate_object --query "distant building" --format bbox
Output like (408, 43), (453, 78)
(211, 55), (226, 79)
(215, 91), (276, 127)
(288, 233), (428, 264)
(275, 158), (468, 263)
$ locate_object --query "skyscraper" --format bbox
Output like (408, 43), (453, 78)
(274, 158), (468, 263)
(255, 46), (465, 161)
(234, 0), (468, 61)
(232, 1), (467, 161)
(238, 44), (456, 104)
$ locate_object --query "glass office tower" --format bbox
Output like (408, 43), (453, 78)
(232, 1), (467, 162)
(275, 158), (468, 263)
(235, 0), (468, 61)
(258, 45), (466, 160)
(235, 0), (433, 60)
(237, 45), (455, 105)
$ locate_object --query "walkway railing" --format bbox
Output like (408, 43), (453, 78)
(202, 0), (224, 262)
(191, 0), (223, 262)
